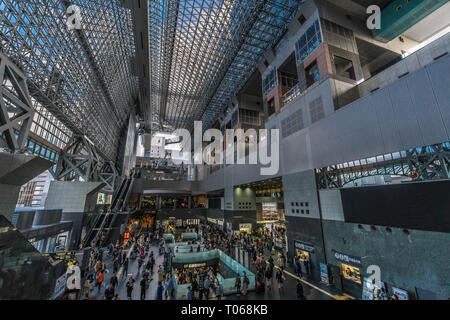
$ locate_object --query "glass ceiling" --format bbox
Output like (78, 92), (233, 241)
(0, 0), (303, 161)
(148, 0), (303, 132)
(0, 0), (139, 161)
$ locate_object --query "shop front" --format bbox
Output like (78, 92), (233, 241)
(238, 223), (252, 234)
(207, 217), (224, 230)
(332, 250), (363, 297)
(186, 219), (200, 226)
(261, 202), (278, 222)
(294, 241), (316, 276)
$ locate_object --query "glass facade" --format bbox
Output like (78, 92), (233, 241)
(295, 19), (323, 65)
(263, 68), (278, 96)
(30, 102), (71, 149)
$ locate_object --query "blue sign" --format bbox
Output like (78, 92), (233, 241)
(320, 262), (329, 284)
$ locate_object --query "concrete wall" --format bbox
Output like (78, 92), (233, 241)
(283, 170), (320, 220)
(44, 181), (104, 250)
(200, 53), (450, 192)
(0, 184), (21, 222)
(322, 220), (450, 300)
(233, 187), (256, 211)
(45, 181), (104, 213)
(0, 152), (54, 221)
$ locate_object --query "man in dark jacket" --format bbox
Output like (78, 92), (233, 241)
(104, 283), (115, 300)
(296, 279), (305, 300)
(140, 275), (148, 300)
(110, 273), (118, 289)
(235, 276), (241, 296)
(122, 257), (129, 277)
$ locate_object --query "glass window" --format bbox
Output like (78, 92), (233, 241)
(295, 19), (323, 65)
(34, 144), (40, 155)
(263, 68), (278, 96)
(28, 140), (35, 152)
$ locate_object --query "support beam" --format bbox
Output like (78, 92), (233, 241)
(316, 142), (450, 189)
(55, 135), (102, 182)
(0, 52), (34, 153)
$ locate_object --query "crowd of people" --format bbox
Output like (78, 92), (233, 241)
(74, 221), (309, 301)
(174, 266), (223, 300)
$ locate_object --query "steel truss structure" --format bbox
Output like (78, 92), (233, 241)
(316, 142), (450, 189)
(98, 161), (119, 193)
(0, 51), (33, 153)
(148, 0), (302, 132)
(0, 0), (139, 161)
(55, 135), (102, 182)
(55, 134), (118, 192)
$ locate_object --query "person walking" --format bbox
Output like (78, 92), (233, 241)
(187, 286), (193, 300)
(104, 283), (115, 300)
(166, 274), (174, 300)
(296, 279), (305, 300)
(150, 255), (155, 273)
(265, 266), (273, 291)
(126, 276), (135, 300)
(122, 257), (129, 277)
(235, 276), (241, 296)
(156, 281), (164, 300)
(137, 256), (144, 274)
(215, 284), (223, 300)
(96, 270), (104, 293)
(192, 277), (199, 299)
(110, 273), (118, 290)
(140, 275), (147, 300)
(94, 260), (102, 274)
(242, 272), (249, 296)
(305, 259), (311, 276)
(157, 265), (164, 283)
(203, 276), (211, 300)
(276, 268), (284, 291)
(113, 257), (120, 274)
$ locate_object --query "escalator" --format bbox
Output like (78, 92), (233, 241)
(95, 171), (137, 247)
(81, 212), (106, 247)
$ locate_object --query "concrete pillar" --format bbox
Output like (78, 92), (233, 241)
(244, 250), (249, 268)
(282, 170), (326, 281)
(239, 247), (244, 265)
(157, 196), (162, 209)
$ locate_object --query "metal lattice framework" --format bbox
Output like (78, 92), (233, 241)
(55, 134), (119, 191)
(55, 135), (102, 182)
(98, 160), (119, 193)
(0, 0), (139, 161)
(0, 51), (33, 152)
(148, 0), (302, 132)
(316, 142), (450, 189)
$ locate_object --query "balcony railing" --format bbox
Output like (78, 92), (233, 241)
(282, 80), (321, 107)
